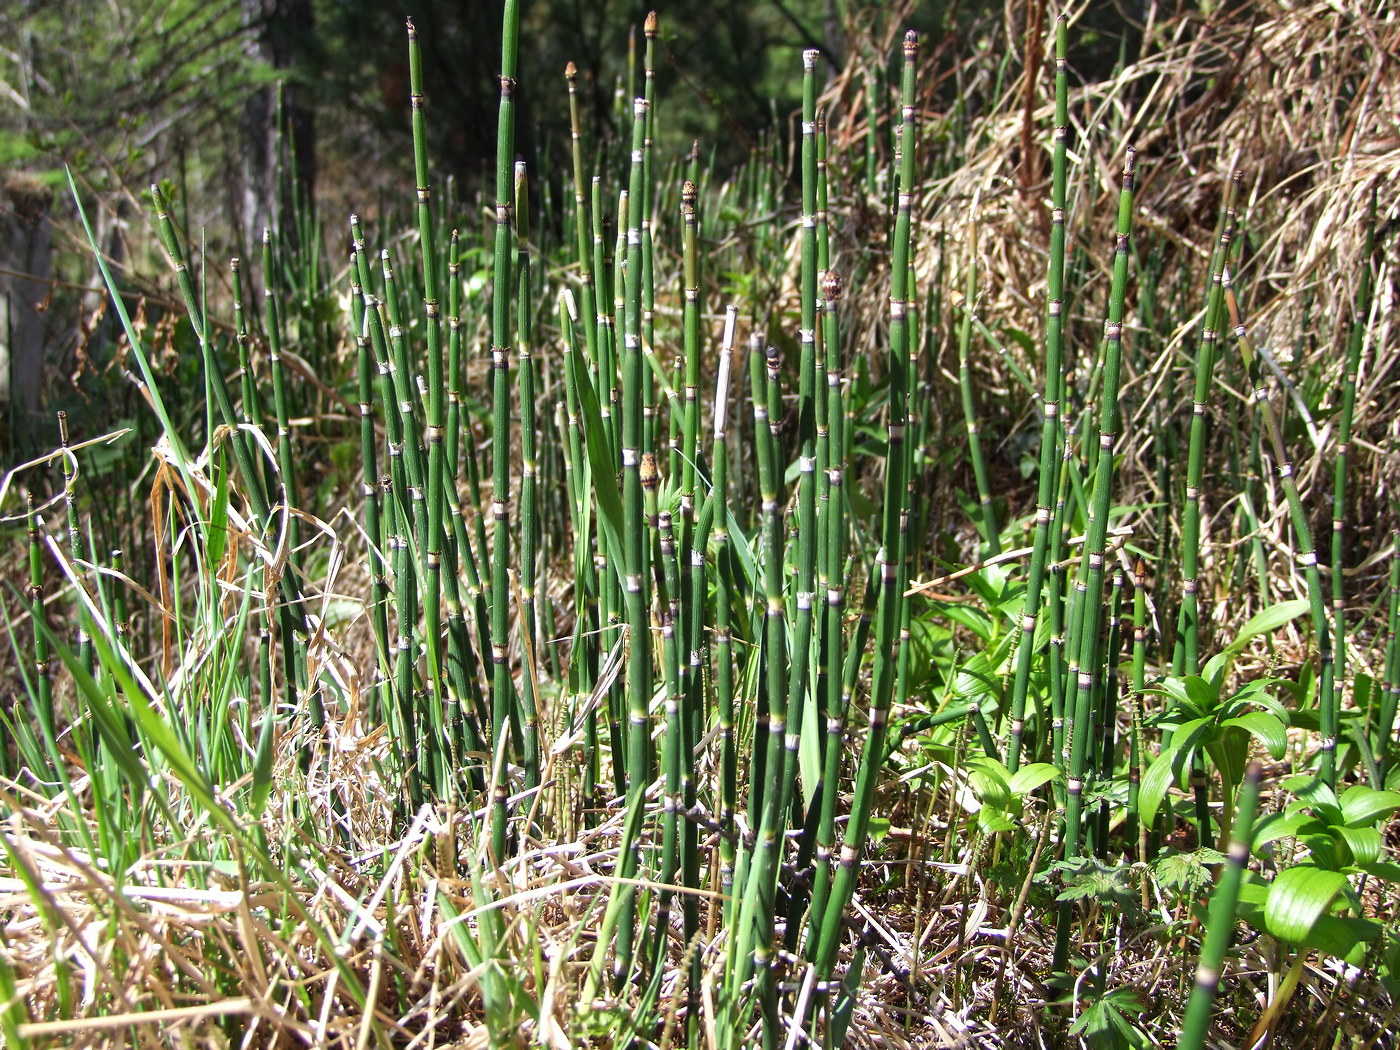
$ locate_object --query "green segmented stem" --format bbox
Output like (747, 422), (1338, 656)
(565, 63), (599, 362)
(711, 307), (739, 911)
(262, 228), (302, 561)
(57, 412), (92, 677)
(377, 249), (430, 560)
(515, 161), (541, 796)
(488, 0), (521, 862)
(956, 248), (1001, 556)
(27, 496), (56, 756)
(1331, 193), (1375, 745)
(806, 267), (847, 953)
(1056, 147), (1136, 972)
(1380, 530), (1400, 774)
(725, 331), (791, 1046)
(1006, 16), (1068, 774)
(1128, 558), (1148, 858)
(149, 186), (318, 731)
(649, 508), (683, 986)
(230, 258), (265, 432)
(1174, 174), (1241, 679)
(446, 232), (463, 475)
(1178, 763), (1262, 1050)
(408, 19), (450, 759)
(1223, 266), (1337, 788)
(813, 29), (919, 984)
(351, 261), (390, 725)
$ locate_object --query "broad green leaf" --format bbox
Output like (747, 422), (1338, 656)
(1225, 678), (1291, 721)
(968, 756), (1011, 784)
(1331, 824), (1383, 866)
(953, 652), (1001, 703)
(1201, 648), (1231, 688)
(1220, 711), (1288, 759)
(250, 707), (276, 818)
(1227, 600), (1311, 652)
(1264, 867), (1349, 944)
(1283, 775), (1343, 825)
(1183, 675), (1220, 712)
(1252, 812), (1317, 850)
(978, 807), (1018, 834)
(1301, 834), (1347, 871)
(969, 767), (1010, 811)
(1139, 742), (1193, 830)
(1357, 861), (1400, 884)
(1008, 762), (1062, 797)
(207, 458), (230, 566)
(1237, 878), (1270, 908)
(1339, 785), (1400, 828)
(1302, 913), (1381, 964)
(1143, 676), (1196, 713)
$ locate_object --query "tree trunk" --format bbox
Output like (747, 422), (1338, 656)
(0, 174), (53, 457)
(239, 0), (316, 254)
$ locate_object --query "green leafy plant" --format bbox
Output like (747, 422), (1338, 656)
(1140, 602), (1309, 840)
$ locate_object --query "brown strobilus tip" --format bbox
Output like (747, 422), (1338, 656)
(822, 269), (843, 304)
(645, 10), (658, 35)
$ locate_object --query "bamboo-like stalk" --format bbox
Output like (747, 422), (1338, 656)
(1380, 530), (1400, 774)
(956, 247), (1001, 557)
(446, 231), (463, 475)
(565, 62), (598, 362)
(649, 508), (684, 986)
(1178, 763), (1262, 1050)
(812, 29), (919, 984)
(149, 186), (317, 729)
(1330, 193), (1375, 748)
(27, 496), (56, 754)
(230, 258), (265, 432)
(515, 160), (542, 797)
(351, 261), (390, 726)
(1006, 16), (1069, 774)
(262, 228), (302, 561)
(407, 19), (451, 772)
(487, 0), (522, 862)
(711, 306), (739, 915)
(1055, 146), (1136, 972)
(57, 412), (92, 677)
(724, 331), (792, 1045)
(1223, 264), (1337, 788)
(1173, 174), (1241, 679)
(1128, 558), (1148, 858)
(768, 54), (824, 953)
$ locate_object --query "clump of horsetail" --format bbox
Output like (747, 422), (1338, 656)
(1006, 16), (1069, 774)
(1222, 248), (1337, 788)
(1331, 192), (1376, 751)
(1054, 144), (1136, 973)
(488, 0), (523, 861)
(149, 184), (318, 732)
(811, 28), (919, 986)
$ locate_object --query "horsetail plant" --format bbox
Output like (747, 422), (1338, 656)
(1054, 145), (1136, 974)
(1331, 192), (1376, 744)
(1006, 15), (1069, 775)
(1178, 762), (1263, 1050)
(488, 0), (522, 862)
(1173, 173), (1241, 682)
(811, 29), (919, 988)
(407, 19), (452, 762)
(1223, 259), (1337, 788)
